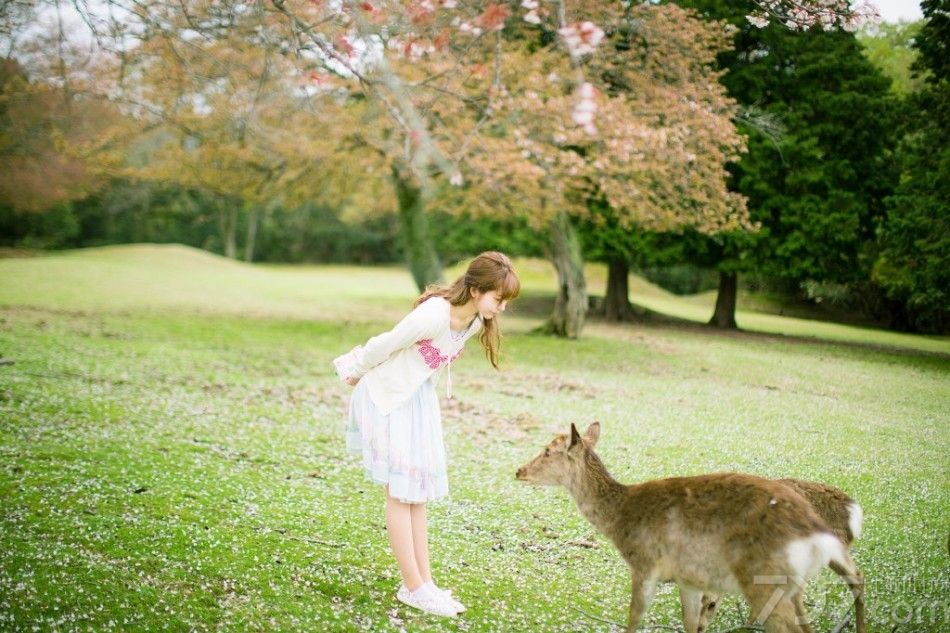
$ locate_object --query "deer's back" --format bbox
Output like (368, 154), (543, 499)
(614, 473), (828, 558)
(776, 478), (859, 544)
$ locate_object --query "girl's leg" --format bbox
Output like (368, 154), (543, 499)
(409, 502), (432, 583)
(385, 488), (424, 591)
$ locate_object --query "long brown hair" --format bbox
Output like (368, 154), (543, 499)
(414, 251), (520, 369)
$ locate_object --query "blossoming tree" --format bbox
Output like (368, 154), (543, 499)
(9, 0), (880, 333)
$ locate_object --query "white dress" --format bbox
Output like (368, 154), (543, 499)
(345, 327), (468, 504)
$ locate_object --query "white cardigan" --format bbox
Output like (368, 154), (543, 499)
(334, 297), (482, 415)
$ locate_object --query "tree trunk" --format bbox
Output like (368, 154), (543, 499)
(244, 206), (260, 263)
(604, 258), (636, 322)
(709, 270), (738, 329)
(544, 209), (587, 338)
(219, 206), (238, 259)
(392, 166), (444, 291)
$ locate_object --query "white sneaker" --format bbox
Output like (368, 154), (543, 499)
(428, 583), (466, 613)
(396, 584), (458, 617)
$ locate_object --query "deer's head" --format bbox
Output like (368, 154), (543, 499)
(516, 422), (601, 486)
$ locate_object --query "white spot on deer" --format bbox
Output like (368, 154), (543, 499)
(785, 533), (847, 581)
(848, 503), (864, 540)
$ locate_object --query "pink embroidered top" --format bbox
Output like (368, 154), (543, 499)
(334, 297), (481, 415)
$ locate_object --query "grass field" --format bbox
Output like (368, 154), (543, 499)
(1, 245), (948, 632)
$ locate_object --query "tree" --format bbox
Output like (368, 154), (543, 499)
(677, 0), (899, 329)
(873, 0), (950, 333)
(580, 3), (751, 324)
(460, 2), (749, 336)
(0, 57), (113, 214)
(106, 6), (354, 262)
(3, 0), (877, 319)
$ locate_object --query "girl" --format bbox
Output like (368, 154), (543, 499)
(334, 251), (520, 617)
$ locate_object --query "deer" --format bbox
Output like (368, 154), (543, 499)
(515, 422), (865, 633)
(695, 478), (866, 633)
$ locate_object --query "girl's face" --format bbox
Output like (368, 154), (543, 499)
(473, 288), (508, 320)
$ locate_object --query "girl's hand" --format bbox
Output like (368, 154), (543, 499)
(345, 376), (360, 386)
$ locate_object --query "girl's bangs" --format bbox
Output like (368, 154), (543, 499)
(498, 270), (521, 300)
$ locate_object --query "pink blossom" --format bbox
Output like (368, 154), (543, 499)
(747, 0), (879, 32)
(571, 82), (598, 134)
(558, 21), (605, 58)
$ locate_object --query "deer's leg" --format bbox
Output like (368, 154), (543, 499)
(679, 586), (704, 633)
(626, 571), (657, 633)
(793, 593), (813, 633)
(698, 593), (722, 632)
(764, 598), (806, 633)
(742, 581), (807, 633)
(830, 557), (866, 633)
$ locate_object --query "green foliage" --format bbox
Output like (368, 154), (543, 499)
(579, 209), (719, 295)
(857, 21), (925, 95)
(874, 114), (950, 333)
(638, 264), (720, 296)
(0, 175), (546, 267)
(872, 0), (950, 333)
(729, 27), (898, 287)
(255, 203), (401, 264)
(0, 202), (80, 248)
(578, 202), (679, 269)
(673, 0), (901, 323)
(428, 212), (546, 267)
(913, 0), (950, 82)
(69, 180), (222, 249)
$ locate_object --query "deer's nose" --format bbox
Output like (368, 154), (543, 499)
(516, 467), (526, 480)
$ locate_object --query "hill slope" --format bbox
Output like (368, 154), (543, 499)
(1, 244), (946, 354)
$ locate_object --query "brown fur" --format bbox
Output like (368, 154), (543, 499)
(515, 423), (864, 633)
(698, 479), (866, 633)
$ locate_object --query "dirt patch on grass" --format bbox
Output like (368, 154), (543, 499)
(442, 397), (543, 445)
(468, 370), (600, 400)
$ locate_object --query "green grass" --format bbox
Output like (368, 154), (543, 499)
(1, 245), (948, 632)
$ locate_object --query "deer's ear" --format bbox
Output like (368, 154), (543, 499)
(569, 423), (582, 449)
(585, 422), (601, 447)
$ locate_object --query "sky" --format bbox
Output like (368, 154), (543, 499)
(874, 0), (923, 22)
